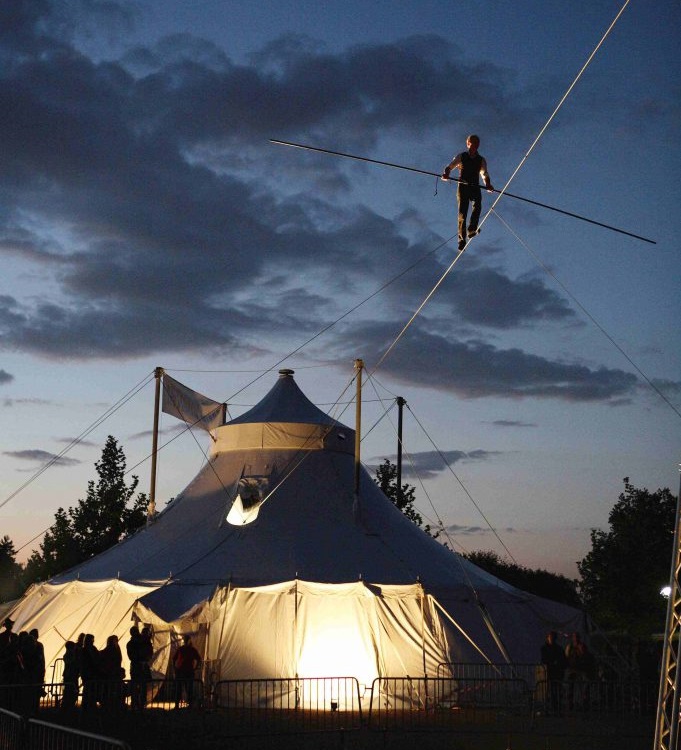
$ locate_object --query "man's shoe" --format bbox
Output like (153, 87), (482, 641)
(458, 239), (466, 251)
(467, 228), (479, 239)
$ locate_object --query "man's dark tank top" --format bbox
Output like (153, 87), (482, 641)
(459, 152), (483, 185)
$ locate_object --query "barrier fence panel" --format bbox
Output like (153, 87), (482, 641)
(49, 658), (65, 688)
(534, 678), (659, 717)
(76, 678), (204, 711)
(213, 677), (362, 733)
(28, 718), (131, 750)
(367, 676), (533, 729)
(0, 708), (23, 750)
(0, 683), (66, 715)
(437, 661), (541, 688)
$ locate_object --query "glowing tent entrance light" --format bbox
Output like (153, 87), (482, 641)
(295, 582), (379, 709)
(297, 622), (377, 681)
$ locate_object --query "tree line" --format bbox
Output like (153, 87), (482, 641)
(1, 445), (676, 638)
(374, 458), (676, 636)
(2, 436), (147, 597)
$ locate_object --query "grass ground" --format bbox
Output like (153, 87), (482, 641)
(40, 707), (654, 750)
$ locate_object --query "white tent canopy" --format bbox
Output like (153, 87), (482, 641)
(8, 370), (585, 681)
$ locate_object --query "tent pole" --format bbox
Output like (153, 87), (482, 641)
(396, 397), (406, 506)
(475, 594), (513, 665)
(354, 359), (364, 495)
(431, 596), (494, 665)
(148, 367), (163, 523)
(419, 581), (427, 679)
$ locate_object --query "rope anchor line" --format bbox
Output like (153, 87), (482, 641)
(270, 139), (655, 245)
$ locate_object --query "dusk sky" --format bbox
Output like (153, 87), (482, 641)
(1, 0), (679, 579)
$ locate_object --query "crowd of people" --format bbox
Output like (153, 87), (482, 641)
(540, 630), (599, 715)
(0, 617), (46, 714)
(61, 625), (155, 710)
(1, 617), (203, 713)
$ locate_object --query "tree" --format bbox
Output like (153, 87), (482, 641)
(0, 536), (23, 602)
(578, 478), (677, 636)
(464, 550), (582, 608)
(25, 436), (148, 582)
(374, 458), (437, 536)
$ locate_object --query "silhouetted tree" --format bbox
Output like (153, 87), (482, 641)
(465, 550), (582, 608)
(578, 478), (676, 636)
(374, 458), (437, 536)
(0, 536), (23, 602)
(24, 436), (148, 582)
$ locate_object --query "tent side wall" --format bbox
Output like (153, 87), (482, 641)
(203, 580), (452, 683)
(8, 580), (163, 680)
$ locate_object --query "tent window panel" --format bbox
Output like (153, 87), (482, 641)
(226, 475), (270, 526)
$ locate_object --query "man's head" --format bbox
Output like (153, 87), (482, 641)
(467, 134), (480, 153)
(182, 635), (191, 644)
(3, 618), (14, 631)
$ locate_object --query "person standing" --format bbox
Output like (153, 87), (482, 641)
(138, 626), (154, 704)
(540, 630), (566, 716)
(80, 634), (101, 710)
(61, 641), (79, 711)
(565, 631), (592, 710)
(126, 626), (143, 709)
(0, 617), (14, 699)
(24, 629), (45, 713)
(442, 134), (494, 250)
(172, 635), (201, 709)
(100, 634), (124, 709)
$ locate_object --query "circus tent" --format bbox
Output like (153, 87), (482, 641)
(7, 369), (584, 684)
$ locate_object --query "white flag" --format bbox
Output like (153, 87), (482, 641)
(162, 374), (225, 432)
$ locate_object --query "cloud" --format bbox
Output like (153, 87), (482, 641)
(650, 378), (681, 397)
(0, 369), (13, 385)
(3, 449), (80, 467)
(368, 448), (500, 479)
(2, 397), (52, 407)
(445, 266), (575, 328)
(486, 419), (537, 428)
(443, 524), (519, 537)
(334, 320), (639, 402)
(0, 1), (656, 409)
(54, 436), (98, 447)
(128, 423), (187, 441)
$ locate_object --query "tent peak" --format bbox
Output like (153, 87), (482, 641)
(227, 369), (344, 427)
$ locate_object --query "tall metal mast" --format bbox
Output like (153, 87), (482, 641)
(654, 463), (681, 750)
(148, 366), (163, 522)
(353, 359), (364, 495)
(396, 396), (406, 505)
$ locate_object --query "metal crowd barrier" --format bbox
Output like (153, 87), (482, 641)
(213, 677), (363, 732)
(49, 659), (64, 688)
(366, 676), (532, 729)
(1, 672), (658, 740)
(437, 661), (541, 687)
(27, 719), (131, 750)
(0, 708), (23, 750)
(77, 678), (204, 711)
(1, 678), (207, 713)
(0, 683), (66, 715)
(0, 707), (130, 750)
(534, 678), (658, 717)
